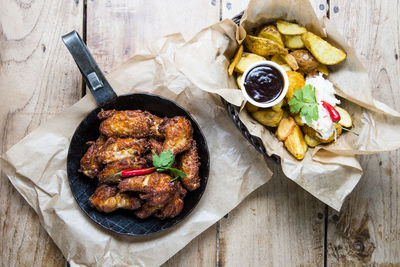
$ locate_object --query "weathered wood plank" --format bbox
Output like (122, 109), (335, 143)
(86, 1), (220, 266)
(221, 0), (328, 21)
(0, 0), (83, 266)
(327, 0), (400, 265)
(217, 1), (327, 266)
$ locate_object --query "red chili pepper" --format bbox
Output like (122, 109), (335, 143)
(119, 167), (155, 177)
(322, 101), (341, 122)
(104, 167), (155, 183)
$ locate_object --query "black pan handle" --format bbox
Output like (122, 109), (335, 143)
(62, 30), (117, 106)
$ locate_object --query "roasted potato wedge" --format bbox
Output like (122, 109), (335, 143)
(304, 134), (321, 147)
(271, 54), (298, 71)
(246, 102), (259, 113)
(272, 99), (286, 112)
(252, 108), (284, 127)
(290, 49), (319, 74)
(317, 64), (329, 76)
(282, 54), (299, 71)
(271, 54), (286, 65)
(236, 74), (243, 89)
(234, 52), (266, 73)
(284, 35), (305, 49)
(293, 114), (304, 126)
(276, 116), (296, 141)
(335, 106), (352, 128)
(302, 32), (346, 65)
(228, 45), (243, 76)
(258, 25), (284, 47)
(286, 71), (305, 100)
(244, 35), (287, 57)
(280, 64), (292, 72)
(302, 124), (342, 143)
(277, 20), (307, 35)
(284, 124), (308, 160)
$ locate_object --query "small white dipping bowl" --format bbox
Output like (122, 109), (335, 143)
(240, 61), (289, 108)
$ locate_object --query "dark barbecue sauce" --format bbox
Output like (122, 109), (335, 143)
(244, 65), (284, 103)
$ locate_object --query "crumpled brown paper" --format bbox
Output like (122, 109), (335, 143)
(1, 32), (272, 266)
(176, 0), (400, 211)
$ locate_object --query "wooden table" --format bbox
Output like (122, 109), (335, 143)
(1, 0), (399, 266)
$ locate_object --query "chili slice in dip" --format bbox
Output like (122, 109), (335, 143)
(244, 65), (284, 103)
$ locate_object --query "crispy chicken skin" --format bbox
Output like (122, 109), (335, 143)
(98, 109), (164, 138)
(79, 135), (107, 178)
(160, 116), (193, 155)
(118, 172), (174, 206)
(89, 184), (141, 213)
(96, 137), (149, 164)
(154, 181), (186, 219)
(97, 157), (149, 184)
(135, 181), (186, 219)
(179, 141), (201, 191)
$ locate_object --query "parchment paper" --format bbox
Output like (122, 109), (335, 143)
(1, 32), (272, 266)
(176, 0), (400, 211)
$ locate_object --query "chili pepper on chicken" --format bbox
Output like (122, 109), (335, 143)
(79, 109), (201, 219)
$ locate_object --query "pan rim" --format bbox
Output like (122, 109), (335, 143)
(66, 92), (210, 237)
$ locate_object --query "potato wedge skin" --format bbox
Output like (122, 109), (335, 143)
(286, 71), (305, 100)
(302, 124), (342, 143)
(258, 25), (284, 47)
(284, 124), (308, 160)
(276, 116), (296, 141)
(246, 102), (259, 113)
(282, 54), (299, 71)
(228, 45), (243, 76)
(252, 108), (284, 127)
(335, 106), (352, 128)
(284, 35), (305, 49)
(277, 20), (307, 35)
(271, 98), (286, 112)
(234, 52), (266, 73)
(302, 32), (346, 65)
(317, 64), (329, 76)
(244, 35), (287, 57)
(293, 114), (305, 126)
(236, 74), (243, 89)
(304, 134), (321, 147)
(290, 49), (319, 74)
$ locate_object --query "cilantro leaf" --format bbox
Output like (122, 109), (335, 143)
(288, 84), (319, 125)
(153, 151), (175, 169)
(169, 168), (187, 182)
(152, 150), (187, 182)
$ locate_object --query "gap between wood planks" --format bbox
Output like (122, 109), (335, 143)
(216, 1), (330, 266)
(77, 0), (332, 266)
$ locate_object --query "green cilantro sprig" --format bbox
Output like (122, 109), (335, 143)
(153, 151), (186, 182)
(288, 84), (319, 125)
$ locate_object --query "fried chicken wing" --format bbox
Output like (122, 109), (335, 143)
(78, 135), (107, 178)
(161, 116), (193, 155)
(89, 184), (141, 213)
(155, 181), (186, 219)
(97, 156), (149, 184)
(98, 109), (164, 138)
(179, 141), (201, 191)
(96, 137), (149, 164)
(135, 181), (186, 219)
(118, 172), (174, 206)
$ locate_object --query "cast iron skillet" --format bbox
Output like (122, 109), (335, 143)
(63, 31), (210, 236)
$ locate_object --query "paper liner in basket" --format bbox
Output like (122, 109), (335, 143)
(175, 0), (400, 211)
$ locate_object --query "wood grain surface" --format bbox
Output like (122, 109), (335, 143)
(1, 0), (399, 266)
(327, 0), (400, 265)
(0, 0), (83, 266)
